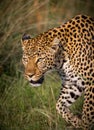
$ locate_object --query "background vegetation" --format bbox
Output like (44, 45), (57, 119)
(0, 0), (94, 130)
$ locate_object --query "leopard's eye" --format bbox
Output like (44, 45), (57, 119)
(36, 58), (43, 63)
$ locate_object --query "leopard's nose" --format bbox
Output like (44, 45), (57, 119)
(24, 73), (34, 79)
(28, 74), (34, 78)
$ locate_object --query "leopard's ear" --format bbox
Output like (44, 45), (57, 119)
(21, 33), (31, 47)
(51, 37), (60, 51)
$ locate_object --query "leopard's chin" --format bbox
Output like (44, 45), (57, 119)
(30, 76), (44, 87)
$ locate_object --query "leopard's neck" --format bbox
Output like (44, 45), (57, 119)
(35, 25), (69, 70)
(36, 25), (66, 46)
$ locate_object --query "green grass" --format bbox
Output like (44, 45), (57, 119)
(0, 71), (84, 130)
(0, 72), (64, 130)
(0, 0), (94, 130)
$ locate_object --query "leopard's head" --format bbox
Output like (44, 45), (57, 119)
(21, 34), (61, 87)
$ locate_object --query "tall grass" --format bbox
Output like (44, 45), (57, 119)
(0, 71), (84, 130)
(0, 0), (94, 130)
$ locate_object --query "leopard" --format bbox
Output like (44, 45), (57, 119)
(21, 15), (94, 130)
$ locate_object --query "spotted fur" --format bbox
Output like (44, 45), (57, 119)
(21, 15), (94, 129)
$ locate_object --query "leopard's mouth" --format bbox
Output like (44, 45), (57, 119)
(30, 76), (44, 87)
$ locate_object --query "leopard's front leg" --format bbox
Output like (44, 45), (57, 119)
(56, 84), (83, 128)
